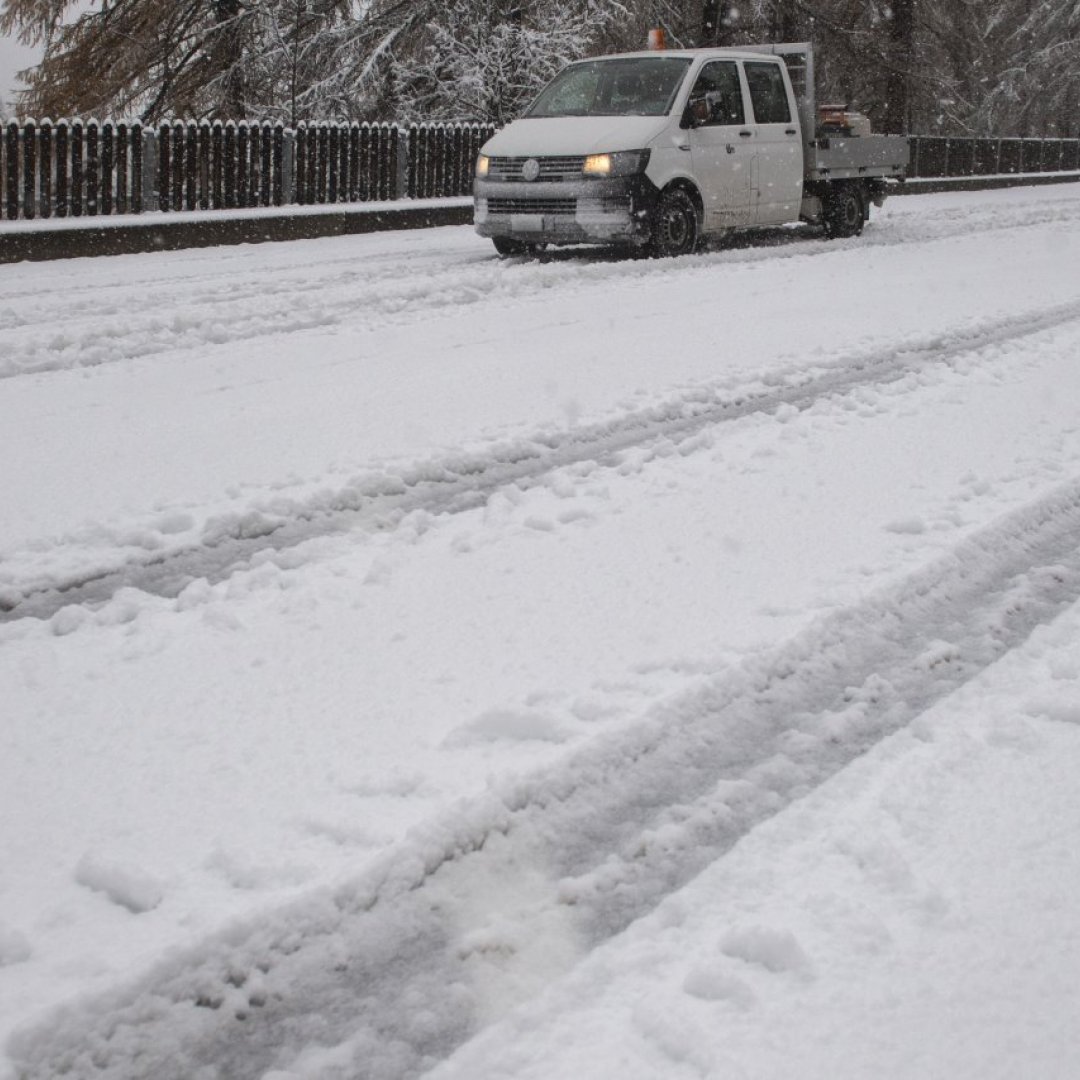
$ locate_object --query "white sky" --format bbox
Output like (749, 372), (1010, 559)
(0, 0), (96, 108)
(0, 32), (37, 104)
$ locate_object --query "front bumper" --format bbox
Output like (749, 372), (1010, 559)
(474, 175), (659, 246)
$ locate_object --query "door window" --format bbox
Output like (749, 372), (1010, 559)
(745, 61), (791, 124)
(687, 61), (745, 126)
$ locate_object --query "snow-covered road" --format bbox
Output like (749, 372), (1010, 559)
(2, 184), (1080, 1078)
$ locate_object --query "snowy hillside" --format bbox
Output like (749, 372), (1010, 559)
(2, 184), (1080, 1078)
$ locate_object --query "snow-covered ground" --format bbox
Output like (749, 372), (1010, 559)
(2, 183), (1080, 1079)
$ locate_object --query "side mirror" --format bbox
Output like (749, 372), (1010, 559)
(683, 98), (709, 128)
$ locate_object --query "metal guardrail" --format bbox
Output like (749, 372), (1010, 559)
(907, 135), (1080, 179)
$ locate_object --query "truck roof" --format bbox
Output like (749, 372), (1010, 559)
(572, 44), (810, 64)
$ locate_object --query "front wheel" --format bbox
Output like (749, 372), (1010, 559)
(649, 188), (700, 257)
(492, 237), (544, 257)
(823, 187), (864, 239)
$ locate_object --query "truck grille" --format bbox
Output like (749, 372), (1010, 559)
(488, 156), (587, 182)
(487, 197), (578, 216)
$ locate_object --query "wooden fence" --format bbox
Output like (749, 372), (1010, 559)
(2, 123), (1078, 222)
(1, 119), (496, 220)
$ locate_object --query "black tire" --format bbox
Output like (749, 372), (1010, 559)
(649, 188), (700, 257)
(493, 236), (529, 257)
(823, 186), (865, 239)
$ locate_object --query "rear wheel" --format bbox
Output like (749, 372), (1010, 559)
(649, 188), (699, 257)
(823, 186), (865, 239)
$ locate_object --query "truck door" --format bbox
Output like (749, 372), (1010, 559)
(686, 60), (754, 229)
(744, 60), (803, 225)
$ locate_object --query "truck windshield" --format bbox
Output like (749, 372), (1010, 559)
(525, 57), (692, 118)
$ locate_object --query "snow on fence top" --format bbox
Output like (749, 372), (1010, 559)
(0, 120), (497, 220)
(0, 120), (1078, 222)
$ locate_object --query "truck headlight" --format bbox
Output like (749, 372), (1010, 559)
(475, 154), (490, 178)
(583, 150), (651, 177)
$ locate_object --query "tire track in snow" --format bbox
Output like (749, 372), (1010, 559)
(11, 470), (1080, 1080)
(3, 191), (1079, 380)
(5, 295), (1080, 624)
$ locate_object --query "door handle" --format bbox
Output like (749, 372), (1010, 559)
(739, 130), (753, 138)
(785, 128), (797, 135)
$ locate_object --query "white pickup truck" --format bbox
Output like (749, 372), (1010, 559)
(473, 42), (908, 256)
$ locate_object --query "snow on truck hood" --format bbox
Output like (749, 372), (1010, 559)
(482, 115), (671, 158)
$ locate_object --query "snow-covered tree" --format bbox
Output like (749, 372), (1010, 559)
(0, 0), (353, 122)
(962, 0), (1080, 136)
(385, 0), (628, 123)
(1, 0), (1076, 134)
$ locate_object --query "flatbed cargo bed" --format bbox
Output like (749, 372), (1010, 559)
(807, 134), (910, 181)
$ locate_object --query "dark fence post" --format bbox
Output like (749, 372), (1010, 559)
(86, 120), (99, 215)
(158, 123), (171, 211)
(316, 122), (328, 203)
(0, 122), (10, 219)
(348, 122), (360, 201)
(197, 121), (210, 209)
(212, 121), (224, 208)
(115, 121), (128, 214)
(445, 124), (457, 196)
(198, 121), (210, 209)
(22, 118), (36, 219)
(237, 122), (250, 207)
(247, 123), (258, 207)
(224, 121), (237, 209)
(294, 123), (307, 204)
(428, 125), (439, 198)
(406, 123), (418, 198)
(39, 119), (53, 219)
(337, 122), (348, 202)
(420, 125), (432, 198)
(431, 124), (443, 197)
(132, 123), (145, 214)
(170, 122), (183, 209)
(328, 124), (339, 203)
(273, 123), (284, 205)
(71, 120), (84, 216)
(452, 124), (465, 196)
(101, 120), (114, 214)
(184, 121), (197, 209)
(5, 121), (19, 219)
(55, 120), (69, 217)
(359, 123), (371, 201)
(305, 122), (318, 204)
(463, 125), (476, 195)
(260, 122), (272, 206)
(252, 121), (264, 206)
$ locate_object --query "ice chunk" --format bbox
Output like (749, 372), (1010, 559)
(74, 853), (164, 914)
(719, 925), (812, 975)
(442, 708), (571, 747)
